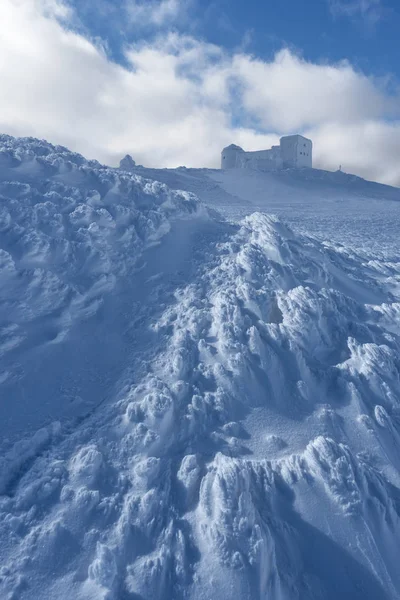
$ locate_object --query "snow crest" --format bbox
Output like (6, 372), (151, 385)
(1, 136), (400, 599)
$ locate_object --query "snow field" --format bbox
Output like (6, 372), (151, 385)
(1, 136), (400, 599)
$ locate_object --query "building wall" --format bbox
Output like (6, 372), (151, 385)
(221, 145), (245, 169)
(280, 135), (312, 168)
(221, 135), (312, 171)
(280, 136), (297, 168)
(244, 149), (273, 160)
(241, 148), (280, 171)
(242, 155), (282, 171)
(295, 136), (312, 168)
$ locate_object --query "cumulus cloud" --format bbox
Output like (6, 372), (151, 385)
(232, 49), (394, 131)
(0, 0), (276, 168)
(1, 0), (400, 186)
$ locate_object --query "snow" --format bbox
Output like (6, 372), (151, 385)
(1, 134), (400, 599)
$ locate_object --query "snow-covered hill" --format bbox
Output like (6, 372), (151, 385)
(131, 161), (400, 252)
(1, 135), (400, 600)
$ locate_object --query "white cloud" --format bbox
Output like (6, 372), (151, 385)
(34, 0), (72, 19)
(125, 0), (187, 27)
(310, 120), (400, 185)
(1, 0), (400, 186)
(232, 49), (394, 131)
(328, 0), (382, 25)
(0, 1), (274, 168)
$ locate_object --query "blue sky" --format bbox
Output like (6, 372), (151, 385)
(69, 0), (400, 77)
(209, 0), (400, 76)
(1, 0), (400, 184)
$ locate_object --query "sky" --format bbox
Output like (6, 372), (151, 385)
(1, 0), (400, 185)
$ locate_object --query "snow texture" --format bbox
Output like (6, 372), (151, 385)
(1, 134), (400, 599)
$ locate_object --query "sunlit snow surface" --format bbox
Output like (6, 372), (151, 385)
(1, 135), (400, 599)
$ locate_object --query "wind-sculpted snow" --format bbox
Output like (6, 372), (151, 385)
(1, 136), (400, 599)
(0, 134), (201, 442)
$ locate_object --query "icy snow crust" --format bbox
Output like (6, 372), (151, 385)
(1, 136), (400, 599)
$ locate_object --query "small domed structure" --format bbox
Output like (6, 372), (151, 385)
(221, 144), (245, 169)
(119, 154), (136, 171)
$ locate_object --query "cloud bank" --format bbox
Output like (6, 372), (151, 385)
(1, 0), (400, 186)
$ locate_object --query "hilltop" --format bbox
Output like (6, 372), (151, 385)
(126, 161), (400, 249)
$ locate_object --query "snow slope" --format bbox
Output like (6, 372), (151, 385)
(131, 163), (400, 252)
(1, 136), (400, 599)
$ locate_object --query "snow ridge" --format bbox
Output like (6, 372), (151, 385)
(1, 136), (400, 599)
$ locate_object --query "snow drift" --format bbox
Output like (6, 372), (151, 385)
(1, 135), (400, 600)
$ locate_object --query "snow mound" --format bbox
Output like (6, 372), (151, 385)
(0, 134), (203, 441)
(1, 136), (400, 600)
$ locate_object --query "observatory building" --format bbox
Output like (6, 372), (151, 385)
(221, 135), (312, 171)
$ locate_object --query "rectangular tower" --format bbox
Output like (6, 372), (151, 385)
(280, 135), (312, 169)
